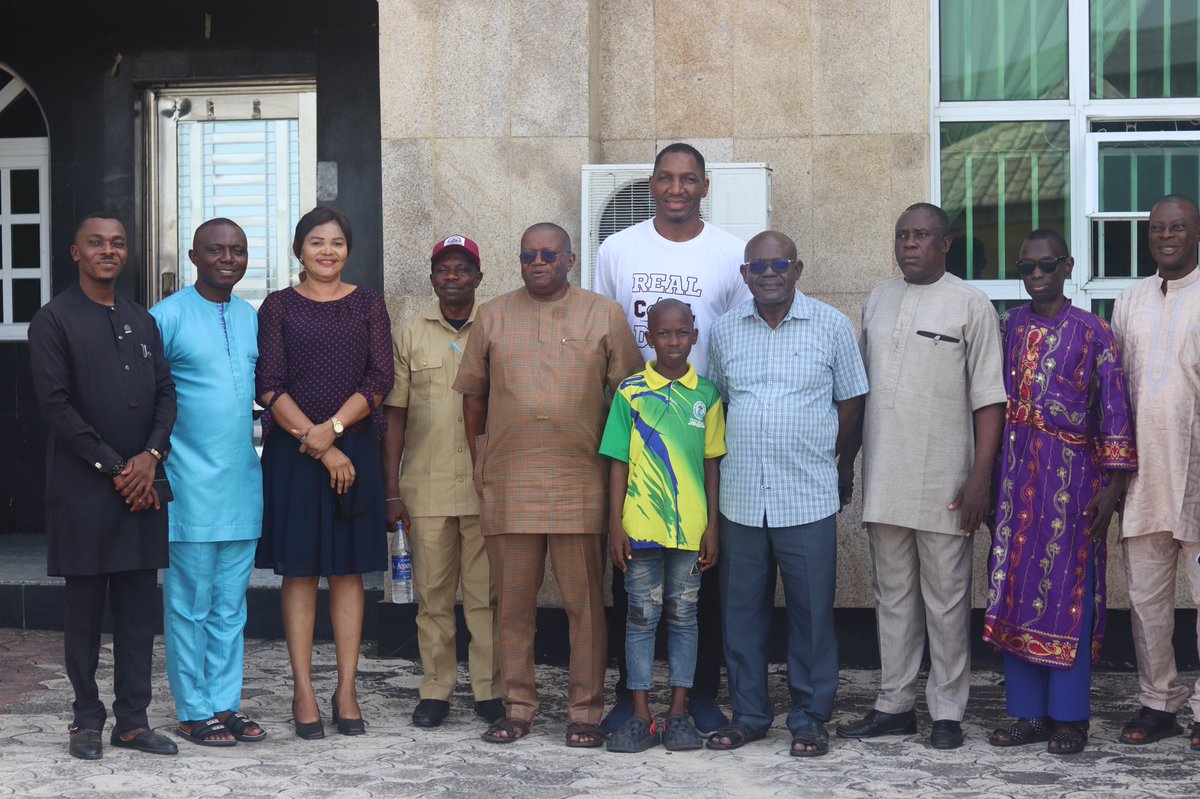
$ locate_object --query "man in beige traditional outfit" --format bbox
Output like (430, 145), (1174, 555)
(454, 222), (643, 747)
(1111, 194), (1200, 750)
(381, 234), (503, 730)
(838, 203), (1006, 750)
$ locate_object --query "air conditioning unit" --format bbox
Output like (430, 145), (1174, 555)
(579, 163), (773, 290)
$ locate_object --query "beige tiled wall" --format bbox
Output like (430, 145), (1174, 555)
(378, 0), (1141, 610)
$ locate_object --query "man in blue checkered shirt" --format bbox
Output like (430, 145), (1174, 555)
(705, 230), (868, 757)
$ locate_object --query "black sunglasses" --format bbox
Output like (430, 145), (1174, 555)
(518, 249), (564, 265)
(1014, 255), (1069, 277)
(743, 258), (796, 275)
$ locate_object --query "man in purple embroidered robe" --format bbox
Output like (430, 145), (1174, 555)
(984, 229), (1137, 754)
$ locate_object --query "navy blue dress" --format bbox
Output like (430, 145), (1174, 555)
(254, 286), (394, 576)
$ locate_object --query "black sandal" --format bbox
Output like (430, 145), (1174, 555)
(705, 722), (764, 751)
(988, 716), (1052, 747)
(217, 711), (267, 742)
(1047, 720), (1088, 755)
(1119, 707), (1181, 745)
(1191, 721), (1200, 752)
(790, 722), (830, 757)
(175, 717), (237, 747)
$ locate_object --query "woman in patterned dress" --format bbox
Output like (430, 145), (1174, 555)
(255, 207), (394, 738)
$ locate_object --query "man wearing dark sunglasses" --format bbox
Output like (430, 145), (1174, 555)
(454, 222), (643, 748)
(595, 143), (750, 737)
(706, 230), (868, 757)
(840, 203), (1006, 751)
(1111, 194), (1200, 752)
(983, 229), (1136, 755)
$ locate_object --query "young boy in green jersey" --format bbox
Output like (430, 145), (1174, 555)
(599, 298), (726, 753)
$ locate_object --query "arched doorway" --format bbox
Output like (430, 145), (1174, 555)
(0, 64), (49, 340)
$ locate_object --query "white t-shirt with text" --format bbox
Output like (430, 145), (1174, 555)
(594, 218), (750, 376)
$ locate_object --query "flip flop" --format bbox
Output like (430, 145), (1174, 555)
(175, 718), (237, 747)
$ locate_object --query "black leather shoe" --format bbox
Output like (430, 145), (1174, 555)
(475, 698), (505, 725)
(930, 719), (964, 749)
(411, 699), (450, 728)
(109, 727), (179, 755)
(836, 709), (917, 739)
(68, 726), (102, 760)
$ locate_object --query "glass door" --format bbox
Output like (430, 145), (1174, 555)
(143, 83), (316, 307)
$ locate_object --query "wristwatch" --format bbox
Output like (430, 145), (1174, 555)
(329, 416), (344, 438)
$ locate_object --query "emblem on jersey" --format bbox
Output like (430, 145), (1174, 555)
(689, 400), (706, 428)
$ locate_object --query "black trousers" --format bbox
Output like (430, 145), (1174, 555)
(63, 569), (157, 732)
(609, 563), (724, 699)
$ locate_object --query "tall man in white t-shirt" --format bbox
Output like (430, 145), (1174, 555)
(595, 142), (750, 735)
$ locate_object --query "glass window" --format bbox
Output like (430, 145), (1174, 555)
(941, 121), (1071, 279)
(1098, 139), (1200, 212)
(9, 169), (38, 214)
(941, 0), (1069, 101)
(12, 278), (40, 323)
(1092, 0), (1200, 99)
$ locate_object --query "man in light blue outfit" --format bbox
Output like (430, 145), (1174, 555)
(150, 218), (265, 747)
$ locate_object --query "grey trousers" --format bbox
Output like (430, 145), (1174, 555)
(867, 523), (973, 721)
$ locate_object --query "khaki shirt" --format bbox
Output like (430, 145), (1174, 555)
(452, 285), (643, 537)
(860, 273), (1006, 535)
(1112, 268), (1200, 543)
(384, 302), (478, 518)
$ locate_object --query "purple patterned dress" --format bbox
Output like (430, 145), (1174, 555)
(254, 286), (394, 577)
(984, 301), (1137, 668)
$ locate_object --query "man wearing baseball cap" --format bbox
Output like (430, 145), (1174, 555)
(381, 235), (503, 728)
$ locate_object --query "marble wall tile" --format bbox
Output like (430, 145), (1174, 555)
(810, 0), (890, 137)
(432, 1), (511, 138)
(653, 0), (735, 138)
(378, 0), (436, 140)
(887, 0), (929, 135)
(510, 0), (592, 138)
(734, 136), (812, 260)
(381, 137), (436, 300)
(599, 0), (656, 140)
(733, 0), (812, 139)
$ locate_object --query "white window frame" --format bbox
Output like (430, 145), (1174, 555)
(0, 137), (50, 341)
(931, 0), (1200, 314)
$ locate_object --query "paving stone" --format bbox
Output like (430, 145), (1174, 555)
(0, 628), (1196, 798)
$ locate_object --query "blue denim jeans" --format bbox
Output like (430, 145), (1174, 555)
(624, 548), (702, 692)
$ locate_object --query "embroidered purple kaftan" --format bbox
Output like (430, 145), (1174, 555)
(984, 301), (1137, 668)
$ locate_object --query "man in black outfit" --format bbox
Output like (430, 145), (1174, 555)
(29, 214), (178, 760)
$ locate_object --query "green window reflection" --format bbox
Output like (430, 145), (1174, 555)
(941, 121), (1071, 280)
(1099, 140), (1200, 212)
(941, 0), (1069, 101)
(1093, 0), (1200, 98)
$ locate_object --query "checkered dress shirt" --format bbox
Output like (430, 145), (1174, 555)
(707, 292), (868, 528)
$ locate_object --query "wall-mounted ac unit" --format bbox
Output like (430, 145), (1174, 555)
(579, 163), (773, 290)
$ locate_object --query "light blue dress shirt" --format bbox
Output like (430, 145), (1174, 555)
(150, 286), (262, 542)
(707, 292), (868, 528)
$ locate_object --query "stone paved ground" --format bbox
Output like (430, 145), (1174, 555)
(0, 628), (1197, 799)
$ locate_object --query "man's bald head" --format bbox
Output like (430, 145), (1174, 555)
(745, 230), (798, 262)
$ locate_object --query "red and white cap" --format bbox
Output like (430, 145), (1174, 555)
(431, 234), (481, 267)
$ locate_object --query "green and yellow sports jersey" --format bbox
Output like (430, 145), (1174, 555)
(599, 362), (727, 550)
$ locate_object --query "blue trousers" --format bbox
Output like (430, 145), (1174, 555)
(624, 548), (702, 692)
(719, 513), (838, 736)
(1003, 549), (1096, 722)
(164, 539), (256, 722)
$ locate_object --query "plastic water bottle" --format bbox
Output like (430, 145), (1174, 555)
(390, 523), (414, 604)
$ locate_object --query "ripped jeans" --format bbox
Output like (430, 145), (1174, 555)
(624, 547), (702, 691)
